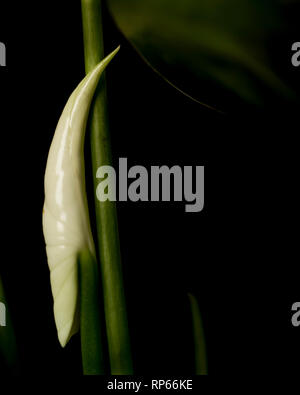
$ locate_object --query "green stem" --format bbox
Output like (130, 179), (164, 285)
(78, 250), (106, 375)
(81, 0), (133, 374)
(188, 293), (208, 375)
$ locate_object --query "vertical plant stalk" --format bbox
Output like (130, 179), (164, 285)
(188, 293), (208, 375)
(81, 0), (133, 374)
(79, 250), (106, 375)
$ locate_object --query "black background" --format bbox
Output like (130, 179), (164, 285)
(0, 0), (300, 380)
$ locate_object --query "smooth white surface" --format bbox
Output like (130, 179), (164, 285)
(43, 48), (119, 347)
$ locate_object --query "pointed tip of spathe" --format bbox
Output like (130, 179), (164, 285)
(97, 45), (120, 70)
(115, 44), (121, 52)
(112, 45), (121, 56)
(87, 46), (120, 82)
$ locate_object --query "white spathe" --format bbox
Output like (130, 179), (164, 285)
(42, 47), (120, 347)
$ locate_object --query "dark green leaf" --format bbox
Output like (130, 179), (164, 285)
(107, 0), (298, 112)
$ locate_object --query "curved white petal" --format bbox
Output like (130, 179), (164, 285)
(43, 47), (119, 347)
